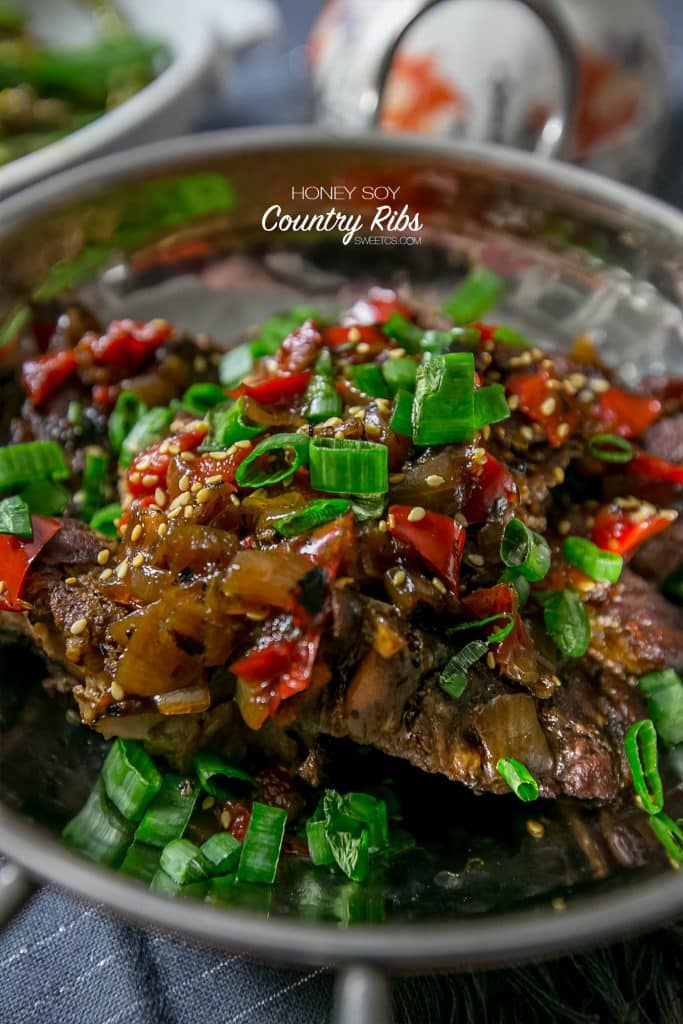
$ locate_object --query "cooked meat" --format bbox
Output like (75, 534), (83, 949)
(644, 412), (683, 464)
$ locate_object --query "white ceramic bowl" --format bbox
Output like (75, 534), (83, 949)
(0, 0), (279, 198)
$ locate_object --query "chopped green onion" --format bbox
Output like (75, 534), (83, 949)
(662, 563), (683, 606)
(120, 407), (174, 468)
(250, 306), (320, 358)
(314, 348), (333, 377)
(382, 313), (424, 353)
(235, 432), (311, 488)
(342, 792), (389, 851)
(159, 838), (210, 884)
(381, 357), (417, 394)
(350, 494), (386, 522)
(586, 433), (634, 463)
(90, 502), (122, 538)
(67, 400), (84, 428)
(181, 382), (226, 417)
(236, 802), (287, 885)
(624, 719), (664, 815)
(309, 437), (388, 495)
(201, 832), (242, 875)
(20, 479), (70, 516)
(102, 739), (162, 823)
(150, 870), (208, 900)
(306, 818), (334, 866)
(192, 752), (253, 801)
(218, 344), (253, 389)
(543, 589), (591, 658)
(326, 819), (370, 883)
(443, 267), (504, 324)
(351, 362), (391, 399)
(421, 327), (480, 354)
(439, 640), (489, 698)
(492, 326), (531, 347)
(108, 392), (146, 453)
(120, 843), (162, 883)
(563, 535), (623, 583)
(383, 313), (478, 355)
(303, 374), (342, 423)
(500, 518), (551, 581)
(0, 495), (32, 538)
(134, 775), (199, 848)
(389, 389), (414, 436)
(81, 447), (108, 521)
(273, 498), (351, 537)
(62, 778), (134, 867)
(638, 670), (683, 747)
(499, 567), (530, 606)
(496, 758), (539, 801)
(412, 352), (475, 445)
(0, 440), (69, 491)
(202, 397), (267, 450)
(473, 384), (510, 429)
(648, 812), (683, 864)
(448, 612), (515, 644)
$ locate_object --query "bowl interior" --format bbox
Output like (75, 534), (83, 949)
(0, 134), (682, 953)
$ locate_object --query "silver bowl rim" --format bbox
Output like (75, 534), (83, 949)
(0, 127), (682, 968)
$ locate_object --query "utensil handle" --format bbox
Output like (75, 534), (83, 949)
(332, 965), (392, 1024)
(0, 862), (36, 930)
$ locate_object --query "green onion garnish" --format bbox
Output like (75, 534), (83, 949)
(309, 437), (388, 495)
(120, 843), (162, 883)
(303, 374), (342, 423)
(439, 640), (489, 698)
(120, 407), (174, 468)
(272, 498), (351, 537)
(543, 589), (591, 658)
(134, 775), (199, 848)
(350, 494), (386, 522)
(496, 758), (539, 801)
(0, 495), (32, 538)
(218, 344), (254, 389)
(202, 397), (267, 450)
(382, 313), (478, 355)
(473, 384), (510, 430)
(492, 326), (531, 347)
(381, 357), (417, 394)
(20, 479), (70, 516)
(90, 502), (122, 538)
(382, 313), (424, 353)
(81, 447), (108, 522)
(108, 392), (147, 453)
(443, 267), (504, 324)
(389, 389), (414, 436)
(500, 518), (551, 581)
(62, 778), (134, 867)
(192, 751), (253, 801)
(412, 352), (475, 445)
(662, 563), (683, 606)
(448, 612), (515, 643)
(102, 739), (163, 823)
(638, 670), (683, 747)
(648, 812), (683, 864)
(499, 567), (530, 606)
(201, 832), (242, 875)
(235, 432), (311, 488)
(150, 870), (208, 901)
(67, 400), (84, 428)
(0, 440), (69, 492)
(306, 818), (335, 866)
(181, 382), (226, 417)
(351, 363), (391, 399)
(326, 821), (370, 883)
(624, 719), (664, 815)
(586, 433), (634, 463)
(159, 838), (210, 885)
(563, 535), (623, 583)
(236, 802), (287, 885)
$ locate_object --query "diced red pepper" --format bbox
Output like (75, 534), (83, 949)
(125, 426), (207, 498)
(21, 349), (76, 407)
(591, 503), (676, 556)
(388, 505), (465, 592)
(232, 627), (322, 727)
(293, 512), (356, 579)
(0, 515), (61, 610)
(228, 371), (312, 404)
(277, 320), (322, 373)
(596, 387), (662, 439)
(77, 318), (173, 370)
(506, 368), (579, 447)
(463, 453), (518, 523)
(461, 582), (538, 678)
(626, 451), (683, 486)
(92, 383), (120, 408)
(231, 641), (294, 683)
(322, 324), (387, 350)
(343, 287), (411, 325)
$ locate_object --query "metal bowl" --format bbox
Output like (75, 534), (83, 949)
(0, 129), (682, 1020)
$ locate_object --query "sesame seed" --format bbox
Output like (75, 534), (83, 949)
(387, 347), (406, 359)
(132, 553), (145, 568)
(454, 513), (469, 527)
(136, 456), (151, 470)
(576, 578), (595, 593)
(389, 472), (406, 484)
(220, 810), (232, 830)
(426, 474), (445, 487)
(552, 897), (566, 912)
(128, 472), (141, 484)
(154, 488), (167, 507)
(0, 581), (6, 595)
(558, 519), (571, 535)
(170, 492), (190, 509)
(97, 548), (110, 566)
(507, 394), (520, 411)
(157, 522), (168, 537)
(234, 439), (251, 449)
(486, 651), (496, 670)
(201, 795), (215, 811)
(181, 451), (196, 462)
(111, 682), (125, 702)
(141, 474), (158, 488)
(468, 553), (485, 567)
(432, 577), (447, 595)
(591, 378), (610, 394)
(179, 474), (191, 492)
(357, 342), (370, 355)
(472, 447), (487, 463)
(196, 487), (211, 504)
(159, 442), (171, 455)
(167, 507), (182, 519)
(568, 373), (586, 390)
(387, 513), (396, 529)
(190, 481), (202, 493)
(392, 569), (407, 587)
(70, 617), (88, 636)
(65, 576), (77, 586)
(209, 450), (229, 460)
(520, 425), (535, 441)
(552, 466), (565, 484)
(660, 509), (678, 522)
(578, 388), (595, 403)
(194, 355), (208, 373)
(530, 347), (543, 360)
(540, 396), (556, 416)
(350, 408), (366, 420)
(184, 505), (195, 519)
(167, 444), (180, 457)
(116, 560), (129, 579)
(99, 568), (113, 581)
(130, 524), (143, 542)
(230, 494), (241, 507)
(206, 474), (224, 485)
(541, 358), (554, 370)
(378, 519), (388, 532)
(526, 820), (545, 839)
(407, 506), (426, 522)
(186, 420), (209, 435)
(322, 417), (343, 428)
(556, 423), (571, 440)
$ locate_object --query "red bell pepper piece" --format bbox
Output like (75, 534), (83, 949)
(596, 387), (662, 438)
(626, 451), (683, 486)
(231, 641), (294, 683)
(125, 426), (208, 498)
(92, 383), (120, 408)
(293, 512), (356, 580)
(78, 318), (173, 370)
(506, 368), (580, 447)
(591, 503), (676, 556)
(344, 287), (411, 325)
(0, 515), (61, 610)
(228, 371), (312, 404)
(277, 320), (322, 372)
(463, 453), (518, 523)
(388, 505), (465, 592)
(21, 349), (76, 407)
(231, 627), (322, 726)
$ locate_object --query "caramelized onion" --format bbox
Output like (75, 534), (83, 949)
(220, 549), (313, 611)
(156, 683), (211, 716)
(474, 693), (553, 780)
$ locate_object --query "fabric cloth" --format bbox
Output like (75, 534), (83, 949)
(1, 2), (682, 1022)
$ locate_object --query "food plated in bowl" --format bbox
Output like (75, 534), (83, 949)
(0, 132), (682, 988)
